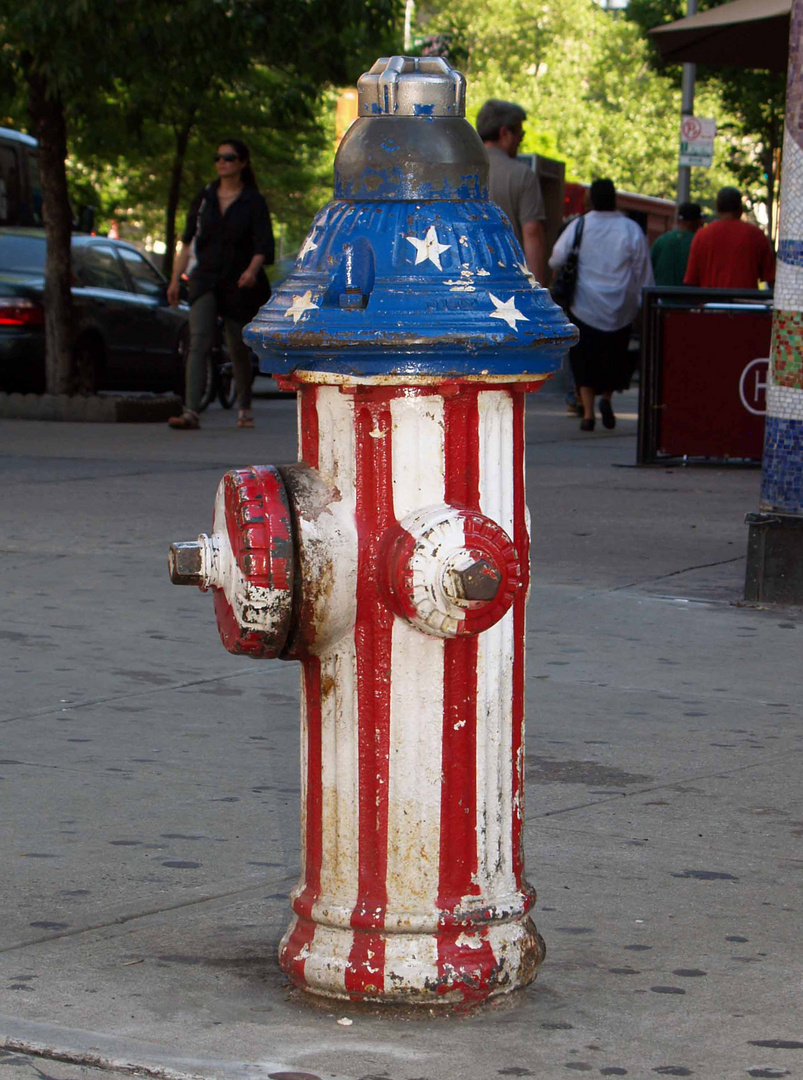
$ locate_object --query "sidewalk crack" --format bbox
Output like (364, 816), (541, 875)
(0, 668), (267, 727)
(0, 873), (296, 955)
(611, 555), (743, 592)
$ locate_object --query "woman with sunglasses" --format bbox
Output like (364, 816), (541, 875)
(167, 139), (274, 429)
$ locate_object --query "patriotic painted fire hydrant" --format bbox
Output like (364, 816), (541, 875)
(168, 55), (577, 1005)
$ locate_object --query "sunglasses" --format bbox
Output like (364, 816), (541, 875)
(215, 153), (239, 163)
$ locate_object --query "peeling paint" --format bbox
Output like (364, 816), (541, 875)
(274, 381), (541, 1004)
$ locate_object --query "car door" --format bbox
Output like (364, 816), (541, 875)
(72, 242), (138, 388)
(114, 245), (180, 389)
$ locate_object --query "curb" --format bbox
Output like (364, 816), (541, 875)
(0, 1015), (341, 1080)
(0, 392), (183, 423)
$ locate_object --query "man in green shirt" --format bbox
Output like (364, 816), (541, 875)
(650, 202), (702, 286)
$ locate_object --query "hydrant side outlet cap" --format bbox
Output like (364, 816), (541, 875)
(212, 466), (295, 659)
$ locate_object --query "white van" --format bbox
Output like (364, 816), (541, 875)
(0, 127), (43, 227)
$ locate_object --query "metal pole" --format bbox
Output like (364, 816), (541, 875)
(403, 0), (414, 52)
(676, 0), (698, 205)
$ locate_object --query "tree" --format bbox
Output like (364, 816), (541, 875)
(416, 0), (685, 193)
(70, 0), (401, 279)
(627, 0), (786, 233)
(69, 68), (332, 263)
(0, 0), (401, 395)
(0, 0), (145, 393)
(411, 0), (764, 214)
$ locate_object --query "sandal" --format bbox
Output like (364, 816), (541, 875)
(237, 410), (255, 429)
(168, 410), (200, 430)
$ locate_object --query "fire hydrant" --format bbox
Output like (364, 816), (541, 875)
(169, 55), (577, 1005)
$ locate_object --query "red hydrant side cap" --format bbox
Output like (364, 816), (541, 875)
(168, 465), (295, 658)
(212, 465), (295, 658)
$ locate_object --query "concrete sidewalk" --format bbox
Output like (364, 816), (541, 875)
(1, 386), (801, 1080)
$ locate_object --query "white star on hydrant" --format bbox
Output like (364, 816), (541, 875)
(285, 290), (318, 324)
(488, 293), (529, 330)
(406, 226), (452, 270)
(298, 235), (318, 261)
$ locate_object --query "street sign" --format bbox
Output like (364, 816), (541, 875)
(679, 115), (716, 168)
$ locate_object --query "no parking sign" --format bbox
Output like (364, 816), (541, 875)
(679, 115), (716, 167)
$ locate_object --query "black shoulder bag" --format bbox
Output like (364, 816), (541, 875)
(550, 215), (585, 311)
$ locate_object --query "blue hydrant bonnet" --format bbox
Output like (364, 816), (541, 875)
(244, 56), (578, 378)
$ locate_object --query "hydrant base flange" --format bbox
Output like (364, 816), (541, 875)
(280, 914), (545, 1004)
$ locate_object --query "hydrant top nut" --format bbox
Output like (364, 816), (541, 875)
(357, 55), (466, 117)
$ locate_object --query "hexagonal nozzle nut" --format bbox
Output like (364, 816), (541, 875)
(168, 541), (206, 586)
(449, 558), (501, 603)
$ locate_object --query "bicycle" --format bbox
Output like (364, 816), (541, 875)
(197, 315), (237, 412)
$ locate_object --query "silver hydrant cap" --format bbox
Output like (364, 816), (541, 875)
(358, 55), (466, 117)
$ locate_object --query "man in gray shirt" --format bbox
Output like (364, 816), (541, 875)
(476, 99), (547, 283)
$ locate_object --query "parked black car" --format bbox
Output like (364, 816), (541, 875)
(0, 228), (189, 394)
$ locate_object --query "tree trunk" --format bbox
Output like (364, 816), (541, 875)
(26, 70), (75, 395)
(163, 116), (194, 281)
(762, 142), (775, 246)
(773, 144), (782, 246)
(765, 90), (784, 247)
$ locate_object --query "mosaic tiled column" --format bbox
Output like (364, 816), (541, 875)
(745, 0), (803, 603)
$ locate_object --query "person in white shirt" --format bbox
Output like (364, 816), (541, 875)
(549, 179), (653, 432)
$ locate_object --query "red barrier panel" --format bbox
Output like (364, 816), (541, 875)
(639, 289), (772, 464)
(660, 309), (771, 459)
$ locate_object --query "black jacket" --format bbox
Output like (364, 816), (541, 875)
(182, 181), (275, 321)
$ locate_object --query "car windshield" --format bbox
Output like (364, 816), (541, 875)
(0, 234), (46, 273)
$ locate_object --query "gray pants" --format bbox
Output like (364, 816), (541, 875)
(185, 290), (253, 413)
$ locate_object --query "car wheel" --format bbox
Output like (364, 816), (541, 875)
(73, 334), (102, 395)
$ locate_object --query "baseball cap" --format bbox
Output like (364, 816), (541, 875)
(678, 202), (702, 221)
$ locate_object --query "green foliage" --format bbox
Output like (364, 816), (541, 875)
(0, 0), (402, 256)
(416, 0), (780, 219)
(421, 0), (680, 195)
(0, 0), (402, 390)
(0, 0), (141, 96)
(627, 0), (785, 225)
(68, 65), (331, 248)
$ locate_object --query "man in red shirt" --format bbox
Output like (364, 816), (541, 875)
(684, 186), (775, 289)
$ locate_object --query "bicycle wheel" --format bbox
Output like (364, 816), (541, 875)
(218, 360), (236, 409)
(171, 328), (189, 399)
(197, 350), (217, 413)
